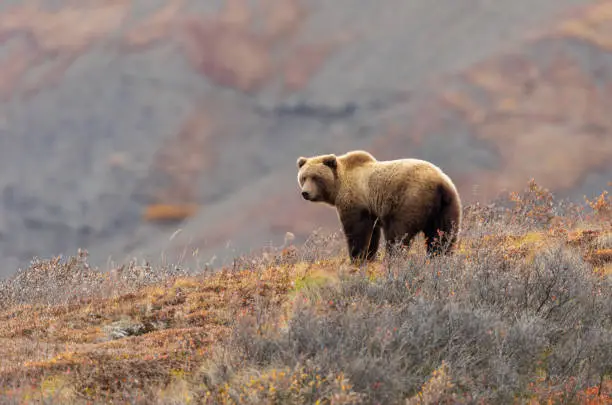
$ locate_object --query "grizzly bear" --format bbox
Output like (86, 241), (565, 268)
(296, 150), (462, 263)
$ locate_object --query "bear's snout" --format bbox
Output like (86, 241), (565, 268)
(301, 191), (311, 200)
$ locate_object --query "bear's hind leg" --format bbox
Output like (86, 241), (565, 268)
(339, 208), (380, 264)
(424, 185), (461, 256)
(382, 219), (417, 259)
(367, 222), (382, 261)
(424, 226), (450, 256)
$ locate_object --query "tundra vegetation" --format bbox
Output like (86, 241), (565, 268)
(0, 180), (611, 404)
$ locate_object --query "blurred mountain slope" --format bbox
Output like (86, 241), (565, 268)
(0, 0), (606, 276)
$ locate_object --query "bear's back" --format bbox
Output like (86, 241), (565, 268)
(371, 158), (444, 181)
(365, 158), (454, 211)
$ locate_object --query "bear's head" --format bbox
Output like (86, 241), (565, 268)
(296, 154), (338, 205)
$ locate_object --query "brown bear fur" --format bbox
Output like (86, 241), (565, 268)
(296, 150), (462, 263)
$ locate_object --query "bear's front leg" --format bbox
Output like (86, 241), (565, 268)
(338, 208), (381, 264)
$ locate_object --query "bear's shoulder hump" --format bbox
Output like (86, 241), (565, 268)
(340, 150), (377, 170)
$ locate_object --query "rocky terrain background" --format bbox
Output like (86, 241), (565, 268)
(0, 0), (610, 277)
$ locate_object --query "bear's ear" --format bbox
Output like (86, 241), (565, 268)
(322, 155), (337, 170)
(297, 157), (308, 168)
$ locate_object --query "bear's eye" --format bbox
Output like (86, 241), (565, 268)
(310, 175), (320, 182)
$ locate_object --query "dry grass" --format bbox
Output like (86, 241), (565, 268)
(0, 180), (611, 404)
